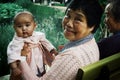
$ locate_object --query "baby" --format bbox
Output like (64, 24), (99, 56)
(7, 11), (57, 80)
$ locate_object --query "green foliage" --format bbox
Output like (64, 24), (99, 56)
(36, 16), (67, 48)
(14, 0), (32, 8)
(94, 14), (110, 42)
(0, 24), (14, 76)
(0, 0), (15, 3)
(0, 3), (23, 24)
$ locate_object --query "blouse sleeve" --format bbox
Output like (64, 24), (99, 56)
(20, 54), (81, 80)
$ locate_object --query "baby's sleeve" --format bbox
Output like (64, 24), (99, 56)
(39, 32), (55, 52)
(7, 41), (24, 64)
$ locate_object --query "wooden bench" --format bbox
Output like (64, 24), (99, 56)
(76, 53), (120, 80)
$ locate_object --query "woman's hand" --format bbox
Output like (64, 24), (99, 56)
(21, 42), (31, 56)
(11, 67), (22, 76)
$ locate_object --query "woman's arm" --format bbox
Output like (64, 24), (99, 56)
(20, 54), (81, 80)
(10, 61), (22, 76)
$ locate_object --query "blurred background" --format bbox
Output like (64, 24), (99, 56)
(0, 0), (109, 79)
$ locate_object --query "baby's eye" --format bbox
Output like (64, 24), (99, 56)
(17, 25), (22, 28)
(26, 23), (30, 27)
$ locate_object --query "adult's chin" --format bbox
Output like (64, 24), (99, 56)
(64, 34), (74, 41)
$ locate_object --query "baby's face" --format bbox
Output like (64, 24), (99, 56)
(14, 13), (36, 38)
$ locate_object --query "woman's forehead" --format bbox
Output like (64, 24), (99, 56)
(67, 9), (85, 16)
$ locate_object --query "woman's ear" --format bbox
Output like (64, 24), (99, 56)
(89, 25), (95, 32)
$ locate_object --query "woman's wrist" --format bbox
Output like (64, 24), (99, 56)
(11, 67), (18, 70)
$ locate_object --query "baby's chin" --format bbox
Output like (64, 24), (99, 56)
(22, 33), (32, 38)
(22, 35), (31, 38)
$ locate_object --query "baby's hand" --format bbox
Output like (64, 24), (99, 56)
(21, 42), (31, 56)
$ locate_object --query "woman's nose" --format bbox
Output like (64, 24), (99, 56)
(66, 19), (73, 27)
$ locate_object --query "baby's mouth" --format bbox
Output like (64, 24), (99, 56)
(23, 32), (28, 34)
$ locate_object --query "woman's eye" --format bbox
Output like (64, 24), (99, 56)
(65, 14), (70, 19)
(75, 18), (82, 21)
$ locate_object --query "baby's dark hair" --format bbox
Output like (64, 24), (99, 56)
(66, 0), (103, 33)
(109, 0), (120, 22)
(13, 11), (35, 24)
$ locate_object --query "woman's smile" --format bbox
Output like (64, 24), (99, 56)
(64, 27), (75, 35)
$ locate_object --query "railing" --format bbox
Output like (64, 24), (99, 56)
(76, 52), (120, 80)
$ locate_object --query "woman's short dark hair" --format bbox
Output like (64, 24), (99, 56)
(66, 0), (103, 33)
(110, 0), (120, 22)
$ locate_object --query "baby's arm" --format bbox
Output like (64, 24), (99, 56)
(9, 61), (21, 76)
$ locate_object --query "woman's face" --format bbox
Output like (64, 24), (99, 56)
(62, 9), (94, 41)
(104, 4), (120, 33)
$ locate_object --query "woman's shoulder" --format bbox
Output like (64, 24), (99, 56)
(59, 46), (83, 57)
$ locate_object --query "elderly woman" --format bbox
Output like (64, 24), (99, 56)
(98, 0), (120, 59)
(19, 0), (103, 80)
